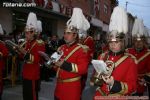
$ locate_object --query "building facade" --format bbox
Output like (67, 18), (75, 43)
(0, 0), (118, 40)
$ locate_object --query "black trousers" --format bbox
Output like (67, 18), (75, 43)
(0, 94), (1, 100)
(23, 79), (38, 100)
(147, 84), (150, 98)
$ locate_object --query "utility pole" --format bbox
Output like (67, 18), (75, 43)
(126, 1), (128, 11)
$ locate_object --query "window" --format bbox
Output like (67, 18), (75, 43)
(52, 0), (58, 2)
(104, 4), (108, 14)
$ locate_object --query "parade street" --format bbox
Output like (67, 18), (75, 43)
(3, 66), (96, 100)
(0, 0), (150, 100)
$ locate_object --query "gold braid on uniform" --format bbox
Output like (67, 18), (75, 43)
(109, 53), (137, 95)
(36, 39), (44, 45)
(24, 41), (37, 64)
(24, 53), (34, 64)
(26, 40), (44, 63)
(60, 61), (78, 73)
(59, 44), (81, 73)
(124, 52), (138, 64)
(142, 49), (150, 85)
(77, 43), (89, 53)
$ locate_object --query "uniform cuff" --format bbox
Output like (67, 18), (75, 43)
(110, 80), (122, 93)
(110, 80), (128, 95)
(61, 61), (72, 72)
(24, 53), (30, 61)
(61, 61), (78, 73)
(24, 53), (34, 63)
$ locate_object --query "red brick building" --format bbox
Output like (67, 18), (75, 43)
(0, 0), (118, 39)
(58, 0), (118, 40)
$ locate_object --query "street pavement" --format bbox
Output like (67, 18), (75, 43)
(2, 65), (149, 100)
(2, 65), (96, 100)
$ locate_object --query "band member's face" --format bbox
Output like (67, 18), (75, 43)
(64, 32), (77, 44)
(134, 40), (144, 50)
(25, 31), (34, 41)
(109, 41), (122, 53)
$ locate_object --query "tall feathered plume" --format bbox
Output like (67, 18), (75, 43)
(109, 6), (128, 34)
(37, 20), (42, 33)
(132, 18), (145, 37)
(0, 24), (4, 35)
(66, 8), (90, 33)
(25, 12), (38, 32)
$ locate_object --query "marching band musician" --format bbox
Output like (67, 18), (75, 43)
(78, 31), (95, 61)
(18, 12), (45, 100)
(90, 6), (137, 99)
(36, 20), (45, 91)
(37, 20), (45, 57)
(0, 24), (9, 100)
(78, 27), (95, 93)
(126, 18), (150, 96)
(53, 8), (89, 100)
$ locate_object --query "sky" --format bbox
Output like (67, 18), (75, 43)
(118, 0), (150, 29)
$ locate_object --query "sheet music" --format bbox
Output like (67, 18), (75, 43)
(91, 60), (109, 75)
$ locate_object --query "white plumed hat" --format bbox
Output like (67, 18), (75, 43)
(37, 20), (42, 33)
(132, 18), (145, 41)
(0, 24), (4, 35)
(108, 6), (128, 41)
(25, 12), (38, 32)
(65, 8), (90, 38)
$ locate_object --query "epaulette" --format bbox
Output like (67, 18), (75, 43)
(124, 52), (138, 64)
(77, 43), (89, 53)
(36, 39), (44, 45)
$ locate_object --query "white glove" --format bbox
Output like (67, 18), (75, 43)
(54, 59), (64, 67)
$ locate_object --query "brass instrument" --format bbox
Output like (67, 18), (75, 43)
(5, 40), (27, 55)
(91, 60), (115, 86)
(38, 51), (63, 69)
(91, 73), (104, 86)
(105, 60), (115, 77)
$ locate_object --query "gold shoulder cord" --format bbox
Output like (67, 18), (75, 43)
(56, 45), (81, 78)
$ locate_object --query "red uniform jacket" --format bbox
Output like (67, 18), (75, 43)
(21, 39), (44, 80)
(37, 39), (45, 65)
(126, 48), (150, 94)
(0, 42), (9, 71)
(93, 51), (137, 99)
(54, 43), (89, 100)
(0, 42), (9, 94)
(83, 36), (95, 60)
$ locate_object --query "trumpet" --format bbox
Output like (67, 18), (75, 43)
(5, 40), (27, 55)
(38, 51), (64, 68)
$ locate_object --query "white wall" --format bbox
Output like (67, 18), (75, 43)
(0, 8), (12, 34)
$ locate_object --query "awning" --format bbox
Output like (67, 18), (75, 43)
(90, 17), (103, 28)
(102, 23), (109, 32)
